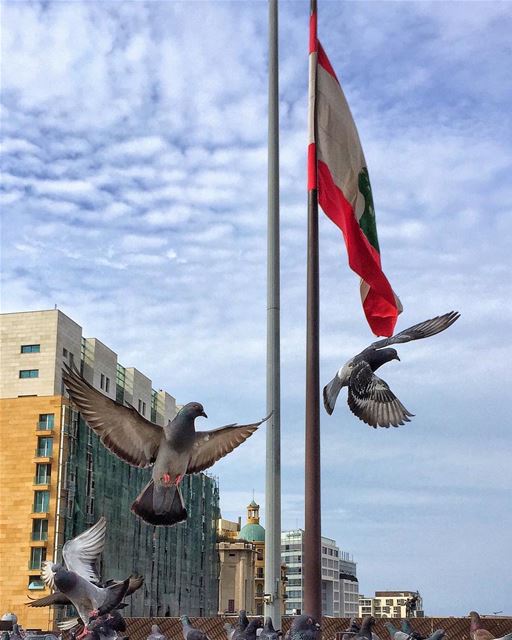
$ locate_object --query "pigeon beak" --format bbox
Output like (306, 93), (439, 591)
(395, 355), (400, 361)
(200, 411), (208, 418)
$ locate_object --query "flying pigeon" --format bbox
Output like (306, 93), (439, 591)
(260, 618), (282, 640)
(41, 517), (131, 635)
(323, 310), (460, 427)
(27, 574), (144, 609)
(147, 624), (167, 640)
(470, 613), (495, 640)
(181, 616), (209, 640)
(63, 366), (269, 526)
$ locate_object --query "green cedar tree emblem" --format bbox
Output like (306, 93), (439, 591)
(358, 167), (380, 252)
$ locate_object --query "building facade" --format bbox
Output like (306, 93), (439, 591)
(281, 530), (358, 617)
(0, 309), (220, 629)
(359, 591), (424, 618)
(217, 500), (286, 616)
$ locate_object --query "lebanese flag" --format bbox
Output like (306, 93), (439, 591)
(308, 9), (402, 337)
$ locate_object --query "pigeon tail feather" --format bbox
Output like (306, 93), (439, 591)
(131, 479), (187, 526)
(323, 375), (343, 415)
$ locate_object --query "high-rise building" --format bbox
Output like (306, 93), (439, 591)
(0, 309), (220, 629)
(281, 530), (358, 617)
(339, 552), (359, 616)
(359, 591), (424, 618)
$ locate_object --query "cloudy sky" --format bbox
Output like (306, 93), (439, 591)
(2, 0), (511, 615)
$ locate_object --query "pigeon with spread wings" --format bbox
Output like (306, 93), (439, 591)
(63, 366), (269, 526)
(41, 517), (130, 635)
(323, 311), (460, 428)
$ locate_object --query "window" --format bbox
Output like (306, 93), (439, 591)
(32, 519), (48, 541)
(63, 348), (68, 357)
(138, 399), (142, 412)
(105, 377), (110, 393)
(21, 344), (40, 353)
(36, 437), (53, 457)
(100, 373), (105, 389)
(20, 369), (39, 378)
(142, 401), (146, 415)
(28, 576), (45, 590)
(228, 599), (235, 613)
(38, 414), (54, 430)
(34, 491), (50, 513)
(386, 599), (394, 606)
(29, 547), (46, 570)
(35, 464), (51, 485)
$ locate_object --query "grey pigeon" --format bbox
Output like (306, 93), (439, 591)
(260, 618), (281, 640)
(425, 632), (445, 640)
(41, 517), (130, 632)
(10, 625), (23, 640)
(27, 574), (143, 609)
(342, 619), (360, 640)
(401, 621), (424, 640)
(355, 617), (376, 640)
(147, 624), (166, 640)
(385, 624), (407, 640)
(323, 311), (460, 427)
(63, 366), (268, 526)
(232, 612), (251, 640)
(242, 621), (263, 640)
(181, 616), (209, 640)
(88, 612), (126, 640)
(287, 615), (320, 640)
(224, 624), (235, 640)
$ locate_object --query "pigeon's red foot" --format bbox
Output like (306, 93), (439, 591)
(162, 473), (172, 486)
(89, 610), (99, 620)
(175, 474), (182, 486)
(76, 626), (90, 640)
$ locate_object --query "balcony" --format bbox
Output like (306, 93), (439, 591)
(30, 531), (48, 542)
(37, 422), (54, 433)
(34, 449), (52, 460)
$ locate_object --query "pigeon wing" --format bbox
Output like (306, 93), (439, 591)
(63, 366), (162, 468)
(186, 415), (270, 474)
(41, 561), (56, 590)
(27, 591), (71, 607)
(369, 311), (460, 350)
(62, 516), (106, 582)
(347, 361), (413, 428)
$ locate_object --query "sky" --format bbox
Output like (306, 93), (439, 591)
(1, 0), (511, 616)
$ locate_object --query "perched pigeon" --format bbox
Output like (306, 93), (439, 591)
(260, 618), (281, 640)
(355, 617), (377, 640)
(63, 366), (269, 526)
(287, 615), (320, 640)
(401, 622), (424, 640)
(385, 623), (409, 640)
(470, 613), (495, 640)
(181, 616), (209, 640)
(27, 574), (143, 609)
(425, 632), (445, 640)
(323, 311), (460, 427)
(147, 624), (167, 640)
(41, 517), (130, 633)
(232, 612), (251, 640)
(10, 625), (23, 640)
(242, 621), (263, 640)
(342, 619), (360, 640)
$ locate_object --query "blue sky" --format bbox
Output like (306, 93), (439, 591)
(1, 0), (511, 615)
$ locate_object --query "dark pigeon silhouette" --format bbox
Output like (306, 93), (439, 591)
(237, 620), (263, 640)
(287, 615), (320, 640)
(260, 618), (281, 640)
(342, 619), (360, 640)
(470, 613), (494, 640)
(401, 621), (424, 640)
(323, 311), (460, 427)
(355, 617), (377, 640)
(232, 612), (251, 640)
(181, 616), (209, 640)
(41, 517), (130, 632)
(147, 624), (166, 640)
(63, 366), (268, 526)
(426, 632), (445, 640)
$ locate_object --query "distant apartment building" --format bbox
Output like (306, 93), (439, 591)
(0, 309), (220, 628)
(281, 530), (358, 617)
(359, 591), (424, 618)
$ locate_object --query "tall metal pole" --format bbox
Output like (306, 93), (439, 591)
(304, 0), (322, 623)
(265, 0), (282, 628)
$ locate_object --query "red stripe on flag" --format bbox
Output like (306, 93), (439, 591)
(318, 42), (339, 84)
(308, 143), (317, 191)
(317, 159), (399, 336)
(309, 12), (318, 54)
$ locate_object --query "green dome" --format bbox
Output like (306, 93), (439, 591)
(237, 523), (265, 542)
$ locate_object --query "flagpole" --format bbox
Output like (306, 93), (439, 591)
(265, 0), (282, 628)
(304, 0), (322, 624)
